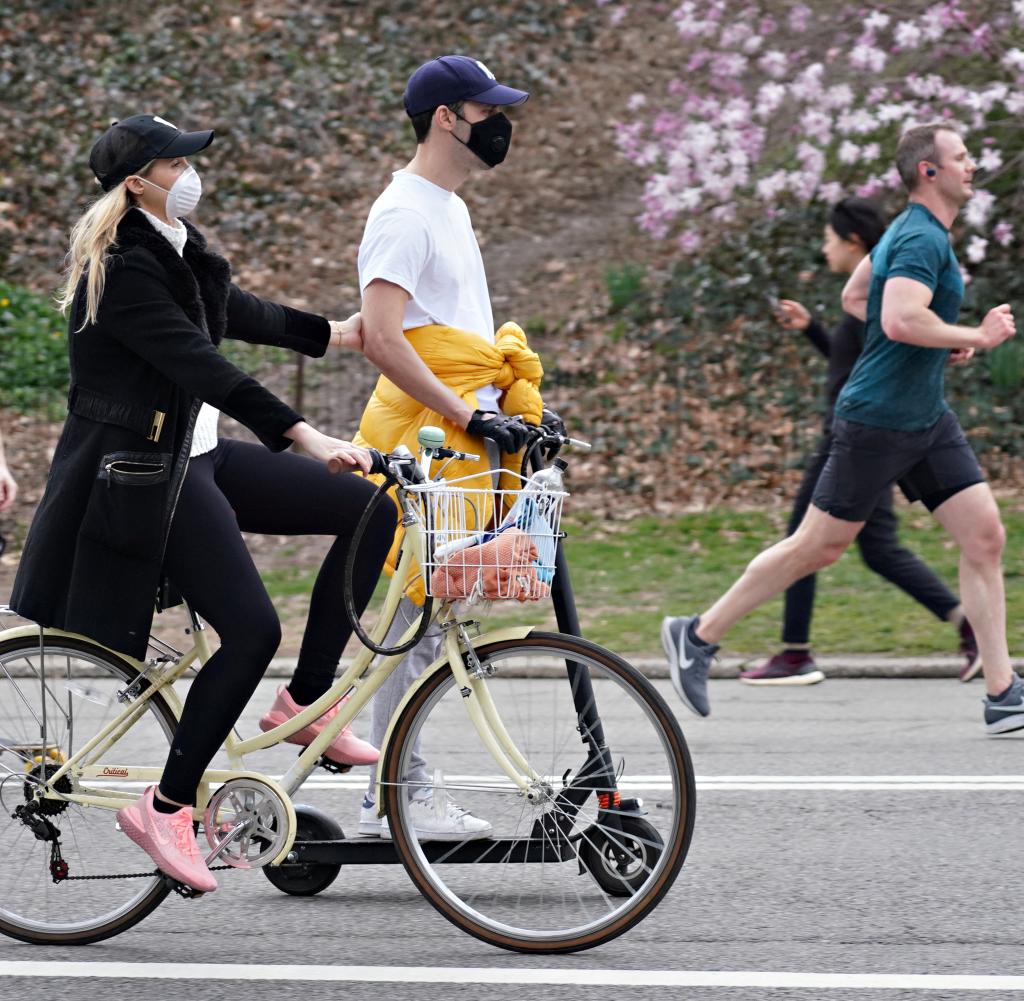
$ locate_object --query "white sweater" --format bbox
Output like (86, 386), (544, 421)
(137, 208), (220, 458)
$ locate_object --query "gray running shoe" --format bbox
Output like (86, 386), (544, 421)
(661, 615), (718, 717)
(984, 674), (1024, 735)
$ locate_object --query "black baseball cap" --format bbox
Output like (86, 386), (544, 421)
(89, 114), (215, 191)
(403, 55), (529, 117)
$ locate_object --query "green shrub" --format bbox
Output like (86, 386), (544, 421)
(605, 262), (647, 313)
(0, 282), (69, 417)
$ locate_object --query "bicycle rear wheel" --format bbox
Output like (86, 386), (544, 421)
(0, 634), (178, 944)
(382, 632), (695, 953)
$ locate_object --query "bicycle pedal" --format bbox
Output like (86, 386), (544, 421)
(312, 754), (352, 775)
(161, 873), (206, 899)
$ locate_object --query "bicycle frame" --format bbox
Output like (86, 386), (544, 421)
(2, 431), (622, 867)
(0, 517), (544, 859)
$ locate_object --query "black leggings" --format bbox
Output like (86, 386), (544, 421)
(782, 432), (958, 646)
(157, 439), (394, 804)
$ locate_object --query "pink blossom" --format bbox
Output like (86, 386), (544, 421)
(964, 189), (996, 229)
(894, 22), (922, 49)
(850, 43), (887, 73)
(823, 84), (854, 110)
(817, 181), (844, 204)
(978, 148), (1003, 172)
(627, 93), (647, 112)
(855, 176), (885, 198)
(677, 229), (702, 253)
(788, 3), (811, 33)
(1002, 49), (1024, 72)
(966, 236), (988, 264)
(993, 222), (1014, 246)
(838, 140), (861, 165)
(757, 50), (789, 79)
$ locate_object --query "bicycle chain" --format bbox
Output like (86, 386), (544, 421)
(56, 866), (234, 881)
(49, 841), (231, 881)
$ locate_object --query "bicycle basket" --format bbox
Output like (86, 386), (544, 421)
(408, 471), (567, 603)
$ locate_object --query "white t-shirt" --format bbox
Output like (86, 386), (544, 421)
(357, 170), (499, 412)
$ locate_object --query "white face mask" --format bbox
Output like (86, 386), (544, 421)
(139, 165), (202, 218)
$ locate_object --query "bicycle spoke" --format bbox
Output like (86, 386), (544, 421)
(384, 636), (693, 951)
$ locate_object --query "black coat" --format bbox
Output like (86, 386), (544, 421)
(11, 208), (330, 658)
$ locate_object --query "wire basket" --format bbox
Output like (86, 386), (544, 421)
(407, 471), (567, 603)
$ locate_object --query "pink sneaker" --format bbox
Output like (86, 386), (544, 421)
(259, 686), (379, 766)
(116, 786), (217, 893)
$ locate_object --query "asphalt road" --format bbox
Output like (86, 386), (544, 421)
(1, 675), (1023, 1001)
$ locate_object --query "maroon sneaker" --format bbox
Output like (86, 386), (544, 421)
(740, 650), (825, 686)
(958, 620), (982, 683)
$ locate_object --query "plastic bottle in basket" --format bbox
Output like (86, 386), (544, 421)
(498, 458), (566, 582)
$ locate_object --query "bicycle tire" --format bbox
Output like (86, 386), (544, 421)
(0, 633), (178, 945)
(381, 632), (696, 954)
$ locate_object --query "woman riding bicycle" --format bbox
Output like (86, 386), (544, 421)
(9, 115), (395, 893)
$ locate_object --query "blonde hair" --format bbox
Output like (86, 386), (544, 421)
(55, 161), (154, 329)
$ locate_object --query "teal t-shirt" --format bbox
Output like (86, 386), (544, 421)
(834, 202), (964, 431)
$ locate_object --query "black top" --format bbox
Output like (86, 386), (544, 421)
(803, 312), (865, 424)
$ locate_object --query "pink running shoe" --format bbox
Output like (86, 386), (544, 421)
(259, 686), (380, 766)
(116, 786), (217, 893)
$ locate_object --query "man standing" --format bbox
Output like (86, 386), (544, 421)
(662, 123), (1018, 732)
(301, 55), (540, 838)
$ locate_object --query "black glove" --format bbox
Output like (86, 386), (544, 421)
(466, 409), (532, 454)
(540, 407), (566, 437)
(367, 448), (388, 476)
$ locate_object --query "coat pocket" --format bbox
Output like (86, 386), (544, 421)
(80, 451), (173, 557)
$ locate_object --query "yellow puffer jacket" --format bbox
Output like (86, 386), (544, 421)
(354, 320), (544, 604)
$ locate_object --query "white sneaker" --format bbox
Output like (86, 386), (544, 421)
(358, 796), (383, 838)
(399, 794), (492, 841)
(359, 774), (493, 842)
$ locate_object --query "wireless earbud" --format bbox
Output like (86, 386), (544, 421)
(926, 167), (937, 177)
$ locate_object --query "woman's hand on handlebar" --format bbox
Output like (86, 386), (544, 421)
(285, 422), (374, 474)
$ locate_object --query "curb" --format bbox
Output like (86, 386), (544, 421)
(265, 655), (1020, 681)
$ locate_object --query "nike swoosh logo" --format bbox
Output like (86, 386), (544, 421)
(680, 654), (695, 673)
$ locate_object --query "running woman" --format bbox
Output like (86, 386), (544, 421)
(662, 124), (1017, 730)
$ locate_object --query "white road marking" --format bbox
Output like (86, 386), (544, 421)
(0, 961), (1023, 990)
(79, 774), (1024, 792)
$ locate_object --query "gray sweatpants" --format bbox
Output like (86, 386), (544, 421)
(365, 441), (500, 803)
(365, 596), (441, 800)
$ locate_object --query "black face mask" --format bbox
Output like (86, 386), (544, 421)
(454, 111), (513, 168)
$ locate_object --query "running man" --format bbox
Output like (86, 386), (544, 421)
(662, 123), (1018, 732)
(742, 197), (979, 687)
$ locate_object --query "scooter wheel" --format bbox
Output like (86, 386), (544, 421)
(262, 804), (343, 897)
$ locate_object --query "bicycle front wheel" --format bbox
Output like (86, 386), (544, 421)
(382, 632), (695, 953)
(0, 634), (178, 944)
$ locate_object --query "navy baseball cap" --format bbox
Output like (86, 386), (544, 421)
(403, 55), (529, 117)
(89, 114), (215, 191)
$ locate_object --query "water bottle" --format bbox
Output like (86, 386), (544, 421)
(498, 459), (567, 582)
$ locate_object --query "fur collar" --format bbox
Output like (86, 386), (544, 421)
(115, 208), (232, 344)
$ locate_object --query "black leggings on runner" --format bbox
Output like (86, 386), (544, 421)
(157, 439), (394, 805)
(782, 432), (958, 646)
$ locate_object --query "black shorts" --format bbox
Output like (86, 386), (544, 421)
(811, 410), (985, 522)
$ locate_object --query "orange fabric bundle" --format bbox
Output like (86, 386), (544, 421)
(429, 528), (550, 602)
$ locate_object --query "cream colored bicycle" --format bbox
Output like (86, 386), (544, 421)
(0, 426), (695, 953)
